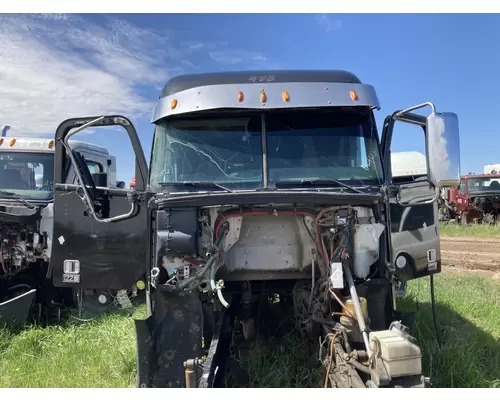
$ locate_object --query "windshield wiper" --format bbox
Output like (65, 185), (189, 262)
(0, 190), (36, 209)
(274, 179), (368, 194)
(158, 182), (234, 193)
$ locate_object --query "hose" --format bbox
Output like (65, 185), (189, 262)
(179, 253), (217, 290)
(216, 284), (230, 308)
(178, 228), (227, 291)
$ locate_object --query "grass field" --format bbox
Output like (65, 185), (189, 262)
(1, 268), (499, 388)
(439, 222), (500, 237)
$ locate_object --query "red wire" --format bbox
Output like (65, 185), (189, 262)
(314, 206), (350, 272)
(182, 256), (202, 265)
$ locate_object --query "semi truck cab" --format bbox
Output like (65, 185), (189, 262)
(0, 135), (124, 327)
(48, 70), (461, 388)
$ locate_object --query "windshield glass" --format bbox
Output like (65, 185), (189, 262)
(467, 177), (500, 193)
(0, 151), (54, 201)
(149, 108), (383, 191)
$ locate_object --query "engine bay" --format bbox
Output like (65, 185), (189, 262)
(0, 204), (53, 298)
(153, 204), (386, 289)
(145, 202), (425, 387)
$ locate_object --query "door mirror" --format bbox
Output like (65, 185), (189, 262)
(382, 102), (461, 208)
(54, 115), (148, 223)
(91, 172), (108, 187)
(426, 112), (461, 188)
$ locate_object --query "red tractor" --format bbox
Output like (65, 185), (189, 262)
(452, 173), (500, 224)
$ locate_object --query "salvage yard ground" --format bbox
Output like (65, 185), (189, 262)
(1, 224), (500, 388)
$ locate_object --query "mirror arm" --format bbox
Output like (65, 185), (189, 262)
(395, 102), (436, 118)
(60, 116), (137, 224)
(395, 185), (440, 208)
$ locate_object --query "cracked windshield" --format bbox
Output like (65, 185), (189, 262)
(0, 152), (54, 201)
(149, 108), (383, 191)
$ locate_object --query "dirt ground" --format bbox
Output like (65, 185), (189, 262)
(441, 236), (500, 277)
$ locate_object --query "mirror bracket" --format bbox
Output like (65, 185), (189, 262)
(394, 102), (436, 119)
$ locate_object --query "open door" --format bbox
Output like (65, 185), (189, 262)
(381, 103), (460, 282)
(49, 116), (149, 292)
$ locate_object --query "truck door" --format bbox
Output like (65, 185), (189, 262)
(381, 109), (442, 281)
(49, 116), (149, 292)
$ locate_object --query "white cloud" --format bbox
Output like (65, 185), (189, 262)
(209, 50), (268, 65)
(315, 14), (342, 33)
(0, 14), (270, 136)
(180, 40), (229, 52)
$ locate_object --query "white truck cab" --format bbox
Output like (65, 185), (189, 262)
(0, 136), (119, 195)
(0, 136), (120, 257)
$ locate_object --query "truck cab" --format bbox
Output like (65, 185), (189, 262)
(455, 173), (500, 224)
(0, 135), (123, 327)
(48, 70), (460, 388)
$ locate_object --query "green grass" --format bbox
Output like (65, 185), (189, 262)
(439, 222), (500, 237)
(226, 333), (324, 388)
(0, 306), (147, 388)
(1, 271), (499, 388)
(398, 271), (500, 388)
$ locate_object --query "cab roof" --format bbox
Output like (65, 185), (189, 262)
(463, 173), (500, 179)
(160, 69), (363, 98)
(0, 137), (109, 154)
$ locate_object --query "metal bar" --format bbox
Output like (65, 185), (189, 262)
(64, 116), (105, 140)
(261, 113), (268, 189)
(343, 263), (372, 357)
(395, 102), (436, 118)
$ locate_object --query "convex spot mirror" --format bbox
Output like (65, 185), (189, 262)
(425, 112), (461, 189)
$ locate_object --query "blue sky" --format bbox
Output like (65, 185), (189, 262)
(0, 13), (498, 182)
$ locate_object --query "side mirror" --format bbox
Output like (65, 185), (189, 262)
(91, 172), (108, 187)
(54, 115), (149, 223)
(426, 112), (461, 188)
(386, 103), (461, 208)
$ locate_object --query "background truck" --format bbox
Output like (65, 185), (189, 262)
(48, 69), (460, 388)
(454, 172), (500, 225)
(0, 131), (134, 328)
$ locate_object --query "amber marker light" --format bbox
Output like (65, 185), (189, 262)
(48, 140), (54, 149)
(171, 99), (178, 110)
(282, 91), (290, 103)
(350, 90), (359, 102)
(237, 91), (244, 102)
(260, 91), (267, 104)
(9, 138), (16, 147)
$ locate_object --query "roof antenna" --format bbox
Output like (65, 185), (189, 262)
(1, 125), (11, 137)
